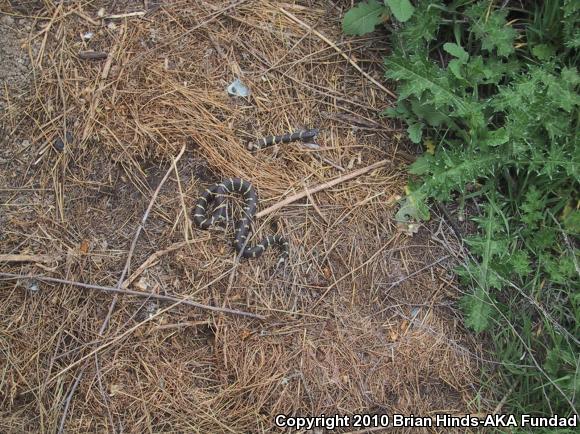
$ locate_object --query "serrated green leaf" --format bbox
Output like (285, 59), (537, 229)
(467, 4), (516, 57)
(407, 123), (423, 143)
(385, 53), (468, 113)
(479, 128), (510, 148)
(509, 250), (531, 277)
(394, 192), (430, 222)
(408, 153), (433, 175)
(462, 287), (493, 333)
(448, 59), (464, 79)
(410, 100), (449, 126)
(342, 0), (387, 36)
(531, 44), (555, 60)
(443, 42), (469, 62)
(385, 0), (415, 23)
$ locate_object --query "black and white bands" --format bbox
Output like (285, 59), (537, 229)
(193, 178), (289, 261)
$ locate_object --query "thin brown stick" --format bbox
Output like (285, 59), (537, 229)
(57, 372), (83, 434)
(173, 154), (193, 242)
(278, 8), (397, 99)
(99, 144), (186, 335)
(493, 383), (516, 415)
(73, 9), (100, 26)
(0, 254), (58, 264)
(20, 264), (267, 391)
(105, 11), (146, 20)
(57, 144), (185, 432)
(0, 272), (265, 320)
(303, 182), (329, 225)
(78, 51), (108, 60)
(256, 159), (391, 218)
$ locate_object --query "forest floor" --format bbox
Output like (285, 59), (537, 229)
(0, 1), (489, 432)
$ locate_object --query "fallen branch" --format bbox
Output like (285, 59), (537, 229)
(257, 159), (391, 218)
(56, 144), (185, 433)
(78, 51), (108, 60)
(0, 254), (58, 264)
(105, 11), (146, 20)
(0, 272), (265, 320)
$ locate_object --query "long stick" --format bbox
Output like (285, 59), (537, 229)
(0, 254), (57, 263)
(57, 144), (185, 433)
(257, 159), (391, 218)
(0, 272), (265, 320)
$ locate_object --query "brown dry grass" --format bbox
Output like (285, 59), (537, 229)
(1, 1), (488, 432)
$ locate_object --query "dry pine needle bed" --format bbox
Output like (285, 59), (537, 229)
(0, 1), (488, 432)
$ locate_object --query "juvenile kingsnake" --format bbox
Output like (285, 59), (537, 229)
(193, 178), (288, 261)
(248, 128), (319, 151)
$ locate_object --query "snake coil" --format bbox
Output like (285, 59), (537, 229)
(193, 178), (288, 261)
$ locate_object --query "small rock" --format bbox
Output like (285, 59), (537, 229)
(25, 279), (40, 293)
(226, 78), (250, 97)
(53, 138), (65, 151)
(53, 131), (73, 151)
(0, 14), (15, 26)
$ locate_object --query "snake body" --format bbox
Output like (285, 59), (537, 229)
(249, 128), (319, 151)
(193, 178), (288, 261)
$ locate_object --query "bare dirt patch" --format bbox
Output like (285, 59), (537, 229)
(1, 1), (487, 432)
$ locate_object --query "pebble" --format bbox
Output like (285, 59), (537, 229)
(0, 14), (14, 26)
(53, 131), (74, 151)
(53, 138), (65, 151)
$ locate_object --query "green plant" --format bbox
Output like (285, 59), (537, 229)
(343, 0), (579, 420)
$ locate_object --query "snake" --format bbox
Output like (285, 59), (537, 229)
(248, 128), (319, 151)
(193, 178), (289, 261)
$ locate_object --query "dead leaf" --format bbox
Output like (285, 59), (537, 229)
(79, 239), (90, 254)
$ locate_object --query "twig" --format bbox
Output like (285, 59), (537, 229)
(73, 9), (100, 26)
(278, 8), (396, 99)
(256, 159), (391, 218)
(57, 372), (83, 434)
(0, 272), (265, 320)
(493, 383), (515, 415)
(302, 182), (329, 225)
(434, 202), (463, 240)
(35, 3), (63, 68)
(112, 144), (186, 301)
(78, 51), (108, 60)
(0, 254), (58, 264)
(173, 154), (193, 242)
(80, 31), (120, 142)
(56, 144), (185, 432)
(28, 260), (268, 391)
(105, 11), (146, 20)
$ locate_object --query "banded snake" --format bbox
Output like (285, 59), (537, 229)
(193, 178), (288, 261)
(248, 128), (319, 151)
